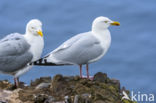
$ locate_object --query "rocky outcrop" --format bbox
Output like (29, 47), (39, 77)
(0, 72), (136, 103)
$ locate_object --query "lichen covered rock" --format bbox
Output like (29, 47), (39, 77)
(0, 72), (137, 103)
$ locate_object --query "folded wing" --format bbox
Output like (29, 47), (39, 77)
(0, 33), (33, 74)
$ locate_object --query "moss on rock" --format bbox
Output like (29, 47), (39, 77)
(0, 72), (137, 103)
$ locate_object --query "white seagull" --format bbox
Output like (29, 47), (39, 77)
(0, 19), (44, 87)
(32, 16), (120, 79)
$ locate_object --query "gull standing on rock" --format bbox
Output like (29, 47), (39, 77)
(0, 19), (44, 87)
(32, 16), (120, 79)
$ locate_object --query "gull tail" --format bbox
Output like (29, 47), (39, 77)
(29, 57), (63, 66)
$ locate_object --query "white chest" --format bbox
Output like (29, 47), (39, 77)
(24, 35), (44, 61)
(93, 29), (111, 52)
(30, 38), (44, 61)
(89, 30), (111, 63)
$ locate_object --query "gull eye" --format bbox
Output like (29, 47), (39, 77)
(31, 27), (35, 29)
(104, 21), (108, 23)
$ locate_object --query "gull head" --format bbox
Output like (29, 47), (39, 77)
(26, 19), (43, 37)
(92, 16), (120, 31)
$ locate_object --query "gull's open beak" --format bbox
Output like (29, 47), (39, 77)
(111, 21), (120, 26)
(37, 30), (43, 37)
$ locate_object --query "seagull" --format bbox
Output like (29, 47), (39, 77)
(32, 16), (120, 79)
(0, 19), (44, 87)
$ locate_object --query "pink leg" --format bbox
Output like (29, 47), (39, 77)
(14, 78), (16, 86)
(17, 77), (19, 86)
(86, 64), (89, 79)
(79, 65), (82, 78)
(14, 77), (19, 87)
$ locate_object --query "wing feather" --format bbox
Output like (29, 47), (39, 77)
(0, 33), (33, 73)
(48, 32), (104, 64)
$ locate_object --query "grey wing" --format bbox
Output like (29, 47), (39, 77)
(43, 33), (85, 58)
(50, 32), (104, 64)
(0, 33), (33, 73)
(52, 33), (84, 53)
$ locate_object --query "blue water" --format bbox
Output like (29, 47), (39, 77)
(0, 0), (156, 100)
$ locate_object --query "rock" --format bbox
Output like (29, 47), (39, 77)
(34, 94), (48, 103)
(0, 72), (136, 103)
(44, 96), (55, 103)
(93, 72), (108, 83)
(73, 94), (92, 103)
(0, 89), (23, 103)
(109, 78), (120, 92)
(31, 76), (51, 87)
(74, 95), (79, 103)
(81, 93), (92, 103)
(35, 83), (51, 90)
(50, 73), (121, 103)
(0, 80), (12, 90)
(64, 96), (72, 103)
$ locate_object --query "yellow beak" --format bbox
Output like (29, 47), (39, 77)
(111, 21), (120, 26)
(37, 30), (43, 37)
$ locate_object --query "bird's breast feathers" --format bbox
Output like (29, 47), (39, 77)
(28, 36), (44, 61)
